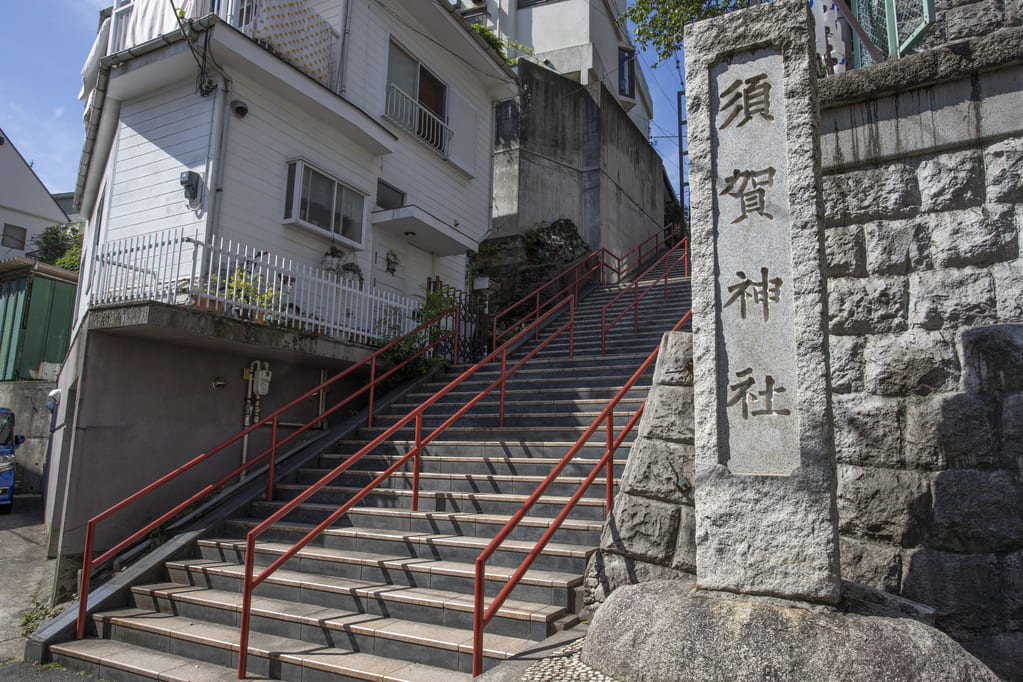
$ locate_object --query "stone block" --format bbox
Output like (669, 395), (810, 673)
(671, 505), (697, 573)
(584, 551), (693, 605)
(601, 492), (680, 564)
(833, 394), (904, 468)
(837, 465), (932, 547)
(829, 335), (864, 394)
(992, 260), (1023, 321)
(864, 219), (932, 276)
(828, 277), (908, 335)
(904, 393), (1000, 470)
(823, 164), (920, 227)
(839, 535), (903, 593)
(917, 151), (984, 213)
(961, 324), (1023, 393)
(931, 469), (1023, 553)
(960, 632), (1023, 682)
(652, 331), (693, 386)
(930, 205), (1014, 268)
(1002, 391), (1023, 471)
(637, 384), (695, 443)
(864, 329), (960, 396)
(984, 138), (1023, 203)
(945, 0), (1006, 41)
(901, 548), (1004, 631)
(619, 438), (694, 505)
(908, 268), (997, 331)
(825, 225), (867, 277)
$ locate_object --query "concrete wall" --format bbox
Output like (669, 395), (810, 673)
(0, 381), (56, 495)
(47, 319), (364, 568)
(591, 24), (1023, 680)
(492, 61), (663, 258)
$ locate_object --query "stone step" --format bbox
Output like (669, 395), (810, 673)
(193, 539), (581, 605)
(368, 409), (640, 430)
(87, 607), (481, 678)
(256, 484), (611, 520)
(49, 638), (249, 682)
(352, 425), (635, 444)
(310, 453), (628, 479)
(387, 397), (646, 418)
(222, 514), (594, 574)
(286, 469), (615, 500)
(227, 507), (604, 545)
(132, 579), (550, 656)
(325, 439), (619, 457)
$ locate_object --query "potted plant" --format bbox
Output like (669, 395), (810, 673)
(341, 260), (364, 286)
(321, 246), (346, 273)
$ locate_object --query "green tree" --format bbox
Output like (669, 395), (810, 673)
(54, 228), (83, 272)
(29, 224), (79, 265)
(621, 0), (751, 63)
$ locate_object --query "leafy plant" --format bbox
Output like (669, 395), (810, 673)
(29, 223), (82, 268)
(373, 287), (457, 388)
(20, 600), (63, 637)
(619, 0), (751, 64)
(207, 264), (286, 318)
(469, 23), (534, 65)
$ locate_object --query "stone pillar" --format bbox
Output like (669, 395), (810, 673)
(686, 0), (840, 603)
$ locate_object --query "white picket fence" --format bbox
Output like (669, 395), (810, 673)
(89, 228), (418, 343)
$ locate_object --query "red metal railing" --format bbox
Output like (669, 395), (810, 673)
(471, 309), (693, 677)
(601, 238), (690, 356)
(490, 231), (667, 353)
(236, 296), (577, 678)
(75, 307), (459, 640)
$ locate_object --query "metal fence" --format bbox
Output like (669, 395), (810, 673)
(89, 228), (418, 344)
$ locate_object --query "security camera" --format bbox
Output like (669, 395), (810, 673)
(231, 100), (248, 118)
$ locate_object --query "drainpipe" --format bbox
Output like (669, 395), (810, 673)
(205, 72), (232, 245)
(337, 0), (352, 96)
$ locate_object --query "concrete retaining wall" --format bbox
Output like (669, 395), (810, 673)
(0, 381), (56, 495)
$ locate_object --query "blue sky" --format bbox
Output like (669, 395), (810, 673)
(1, 2), (685, 200)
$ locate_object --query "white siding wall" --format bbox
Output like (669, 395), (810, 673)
(105, 80), (213, 243)
(215, 72), (379, 277)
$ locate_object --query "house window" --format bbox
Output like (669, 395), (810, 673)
(2, 224), (26, 250)
(283, 160), (365, 247)
(618, 48), (636, 99)
(385, 41), (450, 153)
(376, 180), (405, 211)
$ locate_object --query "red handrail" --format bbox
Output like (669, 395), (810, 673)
(75, 307), (459, 640)
(236, 296), (577, 678)
(471, 309), (693, 676)
(601, 238), (690, 356)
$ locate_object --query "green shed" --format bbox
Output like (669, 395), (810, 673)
(0, 258), (77, 381)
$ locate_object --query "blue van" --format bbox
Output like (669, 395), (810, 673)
(0, 408), (24, 513)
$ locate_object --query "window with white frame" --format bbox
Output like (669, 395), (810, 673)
(385, 40), (450, 153)
(283, 160), (365, 247)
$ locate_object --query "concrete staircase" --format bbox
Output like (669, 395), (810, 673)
(50, 258), (692, 680)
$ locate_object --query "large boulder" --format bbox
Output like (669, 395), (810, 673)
(582, 581), (999, 682)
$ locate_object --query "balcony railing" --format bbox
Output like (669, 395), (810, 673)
(384, 84), (453, 156)
(89, 228), (418, 343)
(107, 0), (335, 88)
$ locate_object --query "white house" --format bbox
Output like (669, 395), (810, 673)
(0, 128), (69, 260)
(45, 0), (517, 578)
(458, 0), (655, 135)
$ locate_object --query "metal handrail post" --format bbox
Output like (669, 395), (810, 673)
(412, 412), (422, 512)
(238, 535), (256, 678)
(76, 523), (96, 639)
(267, 416), (278, 501)
(605, 412), (614, 514)
(367, 356), (377, 428)
(499, 348), (507, 427)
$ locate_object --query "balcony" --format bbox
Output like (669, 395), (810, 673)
(107, 0), (337, 89)
(384, 84), (453, 157)
(88, 228), (418, 345)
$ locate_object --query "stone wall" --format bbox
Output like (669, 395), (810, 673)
(819, 31), (1023, 670)
(590, 23), (1023, 680)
